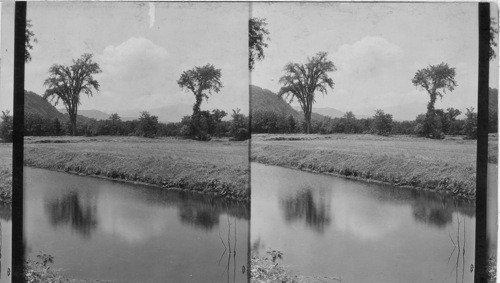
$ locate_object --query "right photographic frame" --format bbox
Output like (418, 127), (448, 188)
(249, 2), (498, 283)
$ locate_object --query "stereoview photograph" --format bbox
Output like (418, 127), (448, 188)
(250, 2), (498, 282)
(2, 2), (250, 282)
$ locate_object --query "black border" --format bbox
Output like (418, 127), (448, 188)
(12, 2), (26, 282)
(475, 3), (490, 283)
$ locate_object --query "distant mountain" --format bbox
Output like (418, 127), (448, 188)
(117, 104), (193, 123)
(250, 85), (302, 120)
(58, 109), (111, 120)
(25, 90), (66, 121)
(293, 106), (346, 119)
(25, 91), (95, 124)
(250, 85), (335, 121)
(310, 107), (345, 118)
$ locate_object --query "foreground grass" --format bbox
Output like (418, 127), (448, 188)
(252, 134), (476, 199)
(0, 143), (12, 203)
(24, 254), (107, 283)
(24, 136), (249, 201)
(251, 250), (303, 283)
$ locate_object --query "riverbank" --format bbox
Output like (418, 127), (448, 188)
(0, 143), (12, 203)
(251, 134), (477, 199)
(24, 136), (249, 202)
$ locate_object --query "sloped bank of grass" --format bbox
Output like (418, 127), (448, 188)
(252, 134), (476, 199)
(0, 143), (12, 203)
(24, 136), (249, 202)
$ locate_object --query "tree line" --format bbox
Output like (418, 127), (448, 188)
(252, 107), (482, 139)
(0, 108), (249, 141)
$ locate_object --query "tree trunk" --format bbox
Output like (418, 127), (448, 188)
(304, 110), (312, 134)
(426, 93), (437, 138)
(192, 94), (203, 139)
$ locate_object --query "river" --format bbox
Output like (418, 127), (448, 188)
(24, 167), (249, 283)
(251, 162), (476, 283)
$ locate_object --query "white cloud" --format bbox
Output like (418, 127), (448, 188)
(90, 37), (171, 110)
(99, 37), (168, 81)
(316, 36), (409, 115)
(334, 36), (404, 77)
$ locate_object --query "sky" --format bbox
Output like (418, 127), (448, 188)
(251, 2), (499, 120)
(0, 2), (498, 121)
(0, 2), (249, 117)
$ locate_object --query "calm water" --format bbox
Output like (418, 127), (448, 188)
(251, 162), (476, 283)
(487, 163), (498, 258)
(0, 203), (11, 282)
(25, 167), (249, 283)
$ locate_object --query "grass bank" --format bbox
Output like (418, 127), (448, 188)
(0, 143), (12, 203)
(24, 136), (249, 201)
(252, 134), (477, 199)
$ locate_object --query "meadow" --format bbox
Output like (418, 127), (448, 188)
(251, 133), (480, 199)
(24, 136), (249, 201)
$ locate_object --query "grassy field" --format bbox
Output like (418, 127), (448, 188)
(24, 136), (249, 201)
(0, 143), (12, 203)
(252, 134), (478, 199)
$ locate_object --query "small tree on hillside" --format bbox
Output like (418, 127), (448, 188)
(43, 53), (102, 136)
(411, 62), (457, 139)
(278, 52), (336, 134)
(177, 64), (223, 140)
(372, 109), (393, 136)
(249, 18), (270, 71)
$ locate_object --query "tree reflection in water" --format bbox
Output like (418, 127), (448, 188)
(45, 192), (97, 238)
(412, 202), (453, 228)
(179, 206), (219, 230)
(281, 188), (331, 233)
(410, 191), (474, 229)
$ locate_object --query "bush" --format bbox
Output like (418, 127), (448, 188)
(464, 107), (477, 139)
(372, 109), (393, 136)
(229, 109), (249, 140)
(0, 110), (13, 142)
(137, 111), (158, 138)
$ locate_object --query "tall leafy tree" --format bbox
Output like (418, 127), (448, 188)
(490, 17), (498, 61)
(278, 52), (336, 134)
(372, 109), (393, 136)
(411, 62), (457, 138)
(249, 18), (270, 71)
(43, 53), (102, 136)
(177, 64), (223, 140)
(137, 111), (158, 138)
(25, 19), (38, 63)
